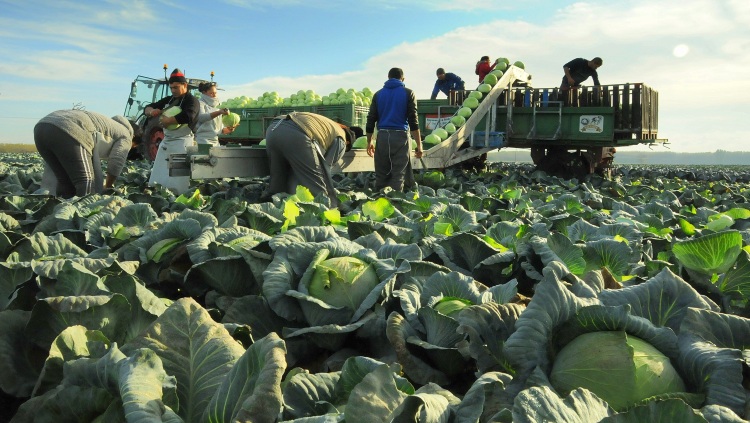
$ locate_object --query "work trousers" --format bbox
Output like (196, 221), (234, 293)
(373, 129), (413, 192)
(34, 123), (103, 198)
(265, 118), (344, 207)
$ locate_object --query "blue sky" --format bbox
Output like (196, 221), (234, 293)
(0, 0), (748, 153)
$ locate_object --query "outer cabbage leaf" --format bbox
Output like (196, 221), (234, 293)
(122, 298), (246, 423)
(600, 399), (709, 422)
(186, 226), (269, 264)
(0, 261), (33, 310)
(453, 371), (514, 423)
(26, 294), (131, 351)
(282, 371), (341, 420)
(678, 308), (750, 416)
(432, 232), (515, 284)
(203, 333), (287, 423)
(456, 302), (525, 375)
(530, 233), (586, 275)
(673, 230), (743, 275)
(0, 310), (44, 398)
(512, 386), (613, 423)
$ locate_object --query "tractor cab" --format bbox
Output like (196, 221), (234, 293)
(124, 67), (209, 161)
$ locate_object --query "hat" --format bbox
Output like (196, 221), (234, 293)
(168, 68), (187, 84)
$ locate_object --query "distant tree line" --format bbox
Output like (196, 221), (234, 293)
(489, 149), (750, 166)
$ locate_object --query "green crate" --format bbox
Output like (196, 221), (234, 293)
(279, 106), (312, 115)
(417, 99), (458, 132)
(312, 105), (370, 129)
(222, 107), (280, 141)
(416, 99), (450, 113)
(231, 107), (279, 119)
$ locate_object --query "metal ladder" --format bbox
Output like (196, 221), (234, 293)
(527, 96), (563, 140)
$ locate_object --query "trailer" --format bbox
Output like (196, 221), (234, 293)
(159, 66), (664, 180)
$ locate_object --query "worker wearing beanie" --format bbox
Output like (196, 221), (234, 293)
(144, 68), (199, 194)
(34, 110), (137, 198)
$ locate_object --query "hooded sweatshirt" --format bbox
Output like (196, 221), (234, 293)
(365, 79), (419, 133)
(194, 94), (223, 145)
(37, 110), (133, 178)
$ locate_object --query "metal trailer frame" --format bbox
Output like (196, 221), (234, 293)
(169, 66), (534, 179)
(168, 67), (666, 179)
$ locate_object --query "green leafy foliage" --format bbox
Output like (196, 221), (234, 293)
(2, 155), (750, 422)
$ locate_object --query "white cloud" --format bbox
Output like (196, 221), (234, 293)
(219, 0), (513, 11)
(0, 1), (151, 82)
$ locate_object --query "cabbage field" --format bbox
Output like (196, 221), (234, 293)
(1, 152), (750, 423)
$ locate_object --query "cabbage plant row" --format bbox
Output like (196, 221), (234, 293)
(1, 153), (750, 423)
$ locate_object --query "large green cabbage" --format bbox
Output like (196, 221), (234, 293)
(550, 331), (686, 410)
(308, 256), (379, 311)
(161, 105), (182, 130)
(222, 112), (240, 128)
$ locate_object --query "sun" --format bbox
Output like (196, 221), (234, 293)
(673, 44), (690, 58)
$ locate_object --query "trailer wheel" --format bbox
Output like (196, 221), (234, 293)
(562, 154), (589, 181)
(536, 148), (589, 180)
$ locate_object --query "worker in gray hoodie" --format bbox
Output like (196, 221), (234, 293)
(34, 109), (137, 198)
(194, 81), (236, 147)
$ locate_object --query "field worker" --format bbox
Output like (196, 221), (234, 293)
(475, 56), (496, 83)
(366, 67), (422, 192)
(430, 68), (466, 103)
(34, 109), (139, 198)
(561, 57), (603, 90)
(194, 81), (236, 147)
(144, 68), (199, 194)
(262, 111), (361, 207)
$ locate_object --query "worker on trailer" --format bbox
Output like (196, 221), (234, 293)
(475, 56), (496, 83)
(430, 68), (466, 102)
(144, 68), (199, 194)
(194, 81), (236, 147)
(366, 67), (422, 192)
(34, 110), (139, 198)
(262, 111), (362, 208)
(561, 57), (603, 90)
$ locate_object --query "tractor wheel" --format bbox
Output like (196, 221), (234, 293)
(142, 118), (164, 162)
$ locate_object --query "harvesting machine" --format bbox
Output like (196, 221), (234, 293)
(124, 66), (664, 180)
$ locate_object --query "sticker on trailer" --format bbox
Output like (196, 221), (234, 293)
(579, 115), (604, 133)
(424, 114), (454, 131)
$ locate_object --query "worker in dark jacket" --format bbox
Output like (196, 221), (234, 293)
(430, 68), (465, 101)
(366, 67), (422, 192)
(34, 110), (136, 198)
(144, 68), (199, 194)
(263, 112), (360, 207)
(561, 57), (603, 90)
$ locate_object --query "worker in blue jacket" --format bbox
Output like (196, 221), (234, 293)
(430, 68), (465, 101)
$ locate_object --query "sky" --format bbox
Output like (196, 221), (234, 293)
(0, 0), (748, 153)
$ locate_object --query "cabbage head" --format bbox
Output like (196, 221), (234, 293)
(308, 256), (379, 311)
(550, 331), (686, 411)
